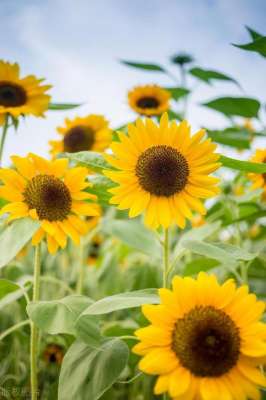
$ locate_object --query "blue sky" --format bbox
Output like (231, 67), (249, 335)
(0, 0), (265, 164)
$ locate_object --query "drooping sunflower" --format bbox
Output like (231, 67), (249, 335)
(43, 344), (64, 365)
(128, 85), (170, 116)
(0, 154), (99, 253)
(248, 149), (266, 199)
(105, 113), (220, 229)
(0, 60), (51, 122)
(133, 272), (266, 400)
(49, 114), (112, 157)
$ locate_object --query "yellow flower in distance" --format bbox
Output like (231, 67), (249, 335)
(128, 85), (170, 116)
(133, 273), (266, 400)
(49, 114), (112, 157)
(248, 149), (266, 199)
(0, 60), (51, 121)
(0, 154), (99, 254)
(106, 113), (220, 229)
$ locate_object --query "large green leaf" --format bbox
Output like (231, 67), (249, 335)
(120, 60), (165, 72)
(184, 258), (220, 276)
(87, 175), (115, 206)
(189, 67), (238, 86)
(202, 97), (260, 118)
(58, 339), (129, 400)
(208, 128), (250, 149)
(102, 219), (161, 258)
(0, 279), (28, 309)
(220, 155), (266, 173)
(233, 36), (266, 58)
(246, 26), (263, 40)
(48, 103), (81, 110)
(78, 289), (159, 316)
(27, 295), (94, 335)
(0, 218), (39, 269)
(64, 151), (114, 172)
(165, 87), (190, 100)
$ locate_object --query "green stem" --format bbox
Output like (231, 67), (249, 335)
(76, 237), (85, 294)
(0, 320), (30, 341)
(0, 114), (9, 166)
(163, 228), (169, 288)
(30, 244), (41, 400)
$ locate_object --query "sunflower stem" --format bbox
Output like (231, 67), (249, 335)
(30, 243), (41, 400)
(76, 237), (85, 294)
(0, 114), (9, 166)
(163, 228), (170, 288)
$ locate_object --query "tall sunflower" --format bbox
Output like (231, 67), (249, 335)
(128, 85), (170, 116)
(248, 149), (266, 199)
(0, 60), (51, 122)
(133, 272), (266, 400)
(49, 114), (112, 157)
(0, 154), (99, 253)
(105, 113), (220, 229)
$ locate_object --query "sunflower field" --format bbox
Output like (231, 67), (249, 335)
(0, 23), (266, 400)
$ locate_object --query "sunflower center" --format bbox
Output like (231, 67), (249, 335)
(0, 81), (27, 107)
(172, 306), (240, 377)
(63, 125), (95, 153)
(135, 145), (189, 197)
(137, 96), (160, 109)
(23, 175), (72, 221)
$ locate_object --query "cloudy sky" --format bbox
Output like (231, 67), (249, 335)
(0, 0), (265, 165)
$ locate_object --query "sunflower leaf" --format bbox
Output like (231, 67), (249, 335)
(189, 67), (239, 86)
(120, 60), (165, 72)
(48, 102), (82, 110)
(233, 36), (266, 58)
(165, 87), (190, 100)
(220, 155), (266, 173)
(202, 97), (260, 118)
(63, 151), (115, 172)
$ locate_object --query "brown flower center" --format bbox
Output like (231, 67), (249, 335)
(63, 125), (95, 153)
(137, 96), (160, 109)
(0, 81), (27, 107)
(135, 145), (189, 197)
(172, 306), (240, 377)
(23, 175), (72, 221)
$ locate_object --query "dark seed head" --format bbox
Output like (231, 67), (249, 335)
(137, 96), (160, 110)
(23, 174), (72, 221)
(0, 81), (27, 107)
(63, 125), (95, 153)
(135, 145), (189, 197)
(172, 306), (240, 377)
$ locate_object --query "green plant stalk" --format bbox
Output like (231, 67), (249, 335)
(30, 243), (41, 400)
(0, 114), (9, 166)
(76, 237), (85, 294)
(163, 228), (169, 288)
(0, 319), (30, 341)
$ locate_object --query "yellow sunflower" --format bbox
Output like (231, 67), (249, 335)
(49, 114), (112, 157)
(0, 60), (51, 122)
(0, 153), (99, 254)
(133, 272), (266, 400)
(248, 149), (266, 199)
(43, 344), (64, 365)
(105, 113), (220, 229)
(128, 85), (170, 116)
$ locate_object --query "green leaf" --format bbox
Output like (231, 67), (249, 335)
(202, 97), (260, 118)
(58, 339), (129, 400)
(189, 67), (238, 86)
(78, 289), (159, 316)
(102, 219), (161, 258)
(165, 87), (190, 101)
(120, 60), (165, 72)
(184, 258), (220, 276)
(48, 103), (81, 110)
(207, 128), (250, 149)
(246, 26), (263, 40)
(27, 295), (93, 335)
(0, 219), (39, 269)
(167, 110), (183, 121)
(220, 155), (266, 173)
(87, 175), (115, 206)
(0, 279), (28, 309)
(233, 36), (266, 58)
(63, 151), (114, 172)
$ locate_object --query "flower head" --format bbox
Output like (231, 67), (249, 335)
(248, 148), (266, 200)
(0, 154), (99, 253)
(128, 85), (170, 116)
(133, 273), (266, 399)
(106, 113), (220, 229)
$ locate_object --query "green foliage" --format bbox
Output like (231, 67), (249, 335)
(88, 175), (115, 206)
(189, 67), (238, 86)
(202, 96), (260, 118)
(120, 60), (165, 72)
(48, 103), (82, 110)
(208, 128), (251, 149)
(64, 151), (114, 172)
(233, 31), (266, 57)
(0, 279), (28, 309)
(165, 87), (190, 100)
(220, 155), (266, 173)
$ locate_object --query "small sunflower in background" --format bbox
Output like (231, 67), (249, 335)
(128, 85), (170, 116)
(49, 114), (112, 157)
(87, 235), (102, 266)
(0, 153), (99, 253)
(43, 344), (64, 366)
(0, 60), (51, 124)
(191, 214), (205, 228)
(248, 149), (266, 199)
(106, 113), (220, 229)
(133, 272), (266, 400)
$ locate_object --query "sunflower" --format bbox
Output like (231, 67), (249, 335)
(87, 235), (102, 266)
(105, 113), (220, 229)
(0, 153), (99, 254)
(49, 114), (112, 157)
(248, 149), (266, 199)
(128, 85), (170, 116)
(43, 344), (64, 365)
(0, 60), (51, 122)
(133, 272), (266, 400)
